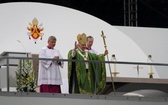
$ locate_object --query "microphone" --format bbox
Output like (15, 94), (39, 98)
(17, 40), (29, 57)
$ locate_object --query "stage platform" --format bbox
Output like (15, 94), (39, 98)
(103, 77), (168, 95)
(0, 77), (168, 105)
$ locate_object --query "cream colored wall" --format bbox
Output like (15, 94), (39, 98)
(115, 26), (168, 78)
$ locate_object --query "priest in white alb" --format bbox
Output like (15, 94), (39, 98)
(38, 36), (64, 93)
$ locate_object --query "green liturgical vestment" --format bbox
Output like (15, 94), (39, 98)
(68, 48), (106, 94)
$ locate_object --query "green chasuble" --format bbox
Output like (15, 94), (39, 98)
(68, 49), (106, 94)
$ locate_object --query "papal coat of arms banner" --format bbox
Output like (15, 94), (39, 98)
(27, 18), (44, 44)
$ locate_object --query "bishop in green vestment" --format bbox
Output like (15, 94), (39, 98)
(68, 33), (108, 94)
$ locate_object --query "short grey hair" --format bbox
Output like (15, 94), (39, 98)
(48, 36), (57, 42)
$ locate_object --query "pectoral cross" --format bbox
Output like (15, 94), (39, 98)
(84, 54), (88, 69)
(84, 55), (88, 62)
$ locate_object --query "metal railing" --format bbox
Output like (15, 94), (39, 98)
(0, 56), (168, 93)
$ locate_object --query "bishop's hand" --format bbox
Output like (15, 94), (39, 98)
(104, 50), (108, 56)
(53, 56), (59, 59)
(74, 41), (78, 50)
(53, 56), (61, 65)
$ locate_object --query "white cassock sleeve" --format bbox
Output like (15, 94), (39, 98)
(39, 48), (53, 69)
(72, 49), (76, 58)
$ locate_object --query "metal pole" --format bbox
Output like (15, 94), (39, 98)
(19, 59), (22, 92)
(135, 0), (138, 26)
(6, 57), (9, 92)
(124, 0), (126, 26)
(128, 0), (131, 26)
